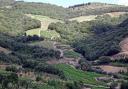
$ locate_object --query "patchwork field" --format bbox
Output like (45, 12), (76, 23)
(55, 64), (107, 86)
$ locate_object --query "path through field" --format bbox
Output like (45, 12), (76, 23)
(26, 14), (62, 37)
(47, 42), (80, 67)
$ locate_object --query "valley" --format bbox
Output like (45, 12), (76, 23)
(0, 0), (128, 89)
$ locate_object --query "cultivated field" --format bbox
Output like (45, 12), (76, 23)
(55, 64), (106, 86)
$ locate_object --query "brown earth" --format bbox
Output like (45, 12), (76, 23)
(0, 46), (11, 54)
(97, 65), (127, 73)
(111, 37), (128, 60)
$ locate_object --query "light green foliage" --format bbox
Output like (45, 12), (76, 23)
(0, 9), (40, 35)
(26, 28), (41, 36)
(64, 50), (81, 58)
(41, 30), (60, 39)
(26, 15), (61, 39)
(55, 64), (106, 86)
(69, 15), (97, 22)
(26, 15), (63, 30)
(26, 28), (60, 39)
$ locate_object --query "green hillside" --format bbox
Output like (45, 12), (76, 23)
(68, 2), (128, 18)
(72, 14), (128, 60)
(0, 0), (128, 89)
(0, 9), (41, 35)
(12, 1), (68, 20)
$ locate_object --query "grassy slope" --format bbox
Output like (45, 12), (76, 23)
(55, 64), (107, 86)
(26, 15), (61, 39)
(29, 41), (54, 49)
(69, 15), (97, 22)
(69, 12), (128, 22)
(64, 50), (81, 58)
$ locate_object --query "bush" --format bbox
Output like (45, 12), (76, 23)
(110, 82), (118, 89)
(36, 76), (42, 82)
(66, 81), (83, 89)
(78, 58), (92, 71)
(5, 66), (18, 72)
(121, 81), (128, 89)
(97, 56), (111, 65)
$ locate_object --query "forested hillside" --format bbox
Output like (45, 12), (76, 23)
(49, 14), (128, 44)
(0, 0), (128, 89)
(0, 9), (41, 35)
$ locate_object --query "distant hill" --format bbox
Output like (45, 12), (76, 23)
(68, 2), (128, 18)
(12, 1), (68, 20)
(0, 0), (15, 7)
(1, 1), (128, 19)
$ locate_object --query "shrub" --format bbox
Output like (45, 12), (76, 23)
(6, 66), (18, 73)
(97, 56), (111, 65)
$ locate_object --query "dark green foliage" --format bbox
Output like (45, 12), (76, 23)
(0, 33), (60, 59)
(96, 56), (111, 65)
(36, 76), (42, 82)
(109, 82), (118, 89)
(119, 18), (128, 28)
(5, 66), (18, 72)
(0, 33), (62, 78)
(0, 52), (20, 64)
(121, 81), (128, 89)
(78, 58), (92, 71)
(0, 72), (18, 89)
(15, 35), (44, 43)
(48, 14), (128, 61)
(66, 81), (83, 89)
(35, 63), (65, 79)
(72, 15), (128, 60)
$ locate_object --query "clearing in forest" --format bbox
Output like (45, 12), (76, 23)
(26, 14), (62, 39)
